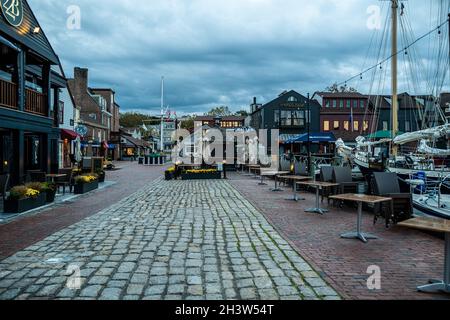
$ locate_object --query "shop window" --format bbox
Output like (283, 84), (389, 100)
(363, 121), (369, 131)
(344, 121), (349, 131)
(323, 121), (330, 131)
(59, 101), (64, 124)
(333, 121), (340, 130)
(353, 121), (359, 131)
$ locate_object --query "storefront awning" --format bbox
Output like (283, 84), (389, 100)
(61, 129), (80, 140)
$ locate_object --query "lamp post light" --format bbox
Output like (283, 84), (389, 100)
(307, 93), (312, 176)
(223, 160), (227, 180)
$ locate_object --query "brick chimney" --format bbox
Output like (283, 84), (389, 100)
(74, 67), (89, 92)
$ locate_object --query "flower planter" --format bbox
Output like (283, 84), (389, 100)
(45, 190), (56, 203)
(165, 171), (174, 181)
(3, 193), (47, 214)
(74, 180), (99, 194)
(97, 173), (106, 183)
(181, 172), (222, 180)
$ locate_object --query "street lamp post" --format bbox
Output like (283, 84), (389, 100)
(307, 93), (311, 175)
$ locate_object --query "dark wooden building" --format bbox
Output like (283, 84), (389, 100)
(313, 92), (373, 145)
(249, 90), (321, 153)
(0, 0), (66, 185)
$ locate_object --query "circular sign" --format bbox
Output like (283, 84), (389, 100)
(0, 0), (24, 27)
(75, 125), (88, 137)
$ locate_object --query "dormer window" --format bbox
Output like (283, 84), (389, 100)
(287, 96), (298, 102)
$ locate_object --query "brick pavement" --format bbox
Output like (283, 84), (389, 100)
(0, 178), (339, 300)
(0, 162), (166, 260)
(228, 172), (450, 300)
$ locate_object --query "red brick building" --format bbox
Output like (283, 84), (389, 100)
(313, 92), (373, 145)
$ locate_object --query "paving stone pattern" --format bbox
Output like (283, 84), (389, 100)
(0, 179), (340, 300)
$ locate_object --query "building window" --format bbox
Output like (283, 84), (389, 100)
(353, 100), (358, 108)
(405, 121), (411, 132)
(288, 96), (298, 102)
(58, 101), (64, 125)
(339, 100), (344, 108)
(292, 110), (305, 126)
(383, 121), (389, 131)
(280, 111), (292, 126)
(353, 121), (359, 131)
(333, 121), (340, 130)
(323, 121), (330, 131)
(360, 100), (365, 108)
(274, 111), (280, 125)
(346, 100), (351, 108)
(332, 100), (337, 108)
(325, 100), (330, 108)
(363, 121), (369, 131)
(344, 121), (349, 131)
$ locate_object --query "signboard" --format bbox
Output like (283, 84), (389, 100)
(75, 125), (88, 138)
(0, 0), (24, 27)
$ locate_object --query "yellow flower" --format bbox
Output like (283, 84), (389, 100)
(185, 169), (218, 174)
(25, 188), (40, 198)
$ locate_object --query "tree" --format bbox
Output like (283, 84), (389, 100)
(235, 110), (249, 117)
(180, 117), (195, 130)
(325, 83), (358, 93)
(120, 112), (159, 128)
(205, 106), (232, 117)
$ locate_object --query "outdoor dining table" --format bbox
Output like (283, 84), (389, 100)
(46, 174), (67, 183)
(329, 193), (392, 243)
(249, 165), (261, 178)
(278, 175), (312, 201)
(398, 217), (450, 294)
(297, 181), (340, 215)
(258, 171), (290, 190)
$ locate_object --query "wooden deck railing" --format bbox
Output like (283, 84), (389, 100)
(0, 78), (17, 109)
(25, 88), (47, 116)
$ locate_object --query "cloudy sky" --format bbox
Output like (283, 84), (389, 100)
(28, 0), (449, 115)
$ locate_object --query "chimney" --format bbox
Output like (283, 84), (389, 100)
(253, 97), (257, 105)
(74, 67), (88, 91)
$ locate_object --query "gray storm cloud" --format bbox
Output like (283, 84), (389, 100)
(28, 0), (446, 115)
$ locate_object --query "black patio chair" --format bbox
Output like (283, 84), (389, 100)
(332, 166), (359, 208)
(55, 169), (74, 195)
(372, 172), (413, 227)
(320, 166), (335, 203)
(0, 174), (10, 201)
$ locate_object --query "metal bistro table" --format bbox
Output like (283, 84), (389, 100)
(398, 217), (450, 294)
(330, 194), (392, 243)
(297, 181), (340, 215)
(249, 165), (261, 179)
(46, 174), (67, 183)
(259, 171), (290, 190)
(278, 175), (312, 201)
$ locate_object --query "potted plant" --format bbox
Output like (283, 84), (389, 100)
(95, 169), (106, 183)
(41, 182), (57, 203)
(74, 174), (99, 194)
(4, 185), (46, 214)
(165, 167), (176, 180)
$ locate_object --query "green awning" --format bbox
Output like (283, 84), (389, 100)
(366, 130), (403, 139)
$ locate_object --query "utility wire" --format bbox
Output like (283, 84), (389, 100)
(334, 18), (450, 88)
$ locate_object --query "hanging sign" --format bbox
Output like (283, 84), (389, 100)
(0, 0), (24, 27)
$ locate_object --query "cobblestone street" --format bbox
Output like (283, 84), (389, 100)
(0, 177), (339, 300)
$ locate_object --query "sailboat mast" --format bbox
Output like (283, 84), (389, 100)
(391, 0), (399, 155)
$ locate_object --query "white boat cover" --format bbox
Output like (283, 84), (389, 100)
(393, 124), (450, 145)
(417, 140), (450, 156)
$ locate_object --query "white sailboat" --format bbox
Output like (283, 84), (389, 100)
(337, 1), (450, 218)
